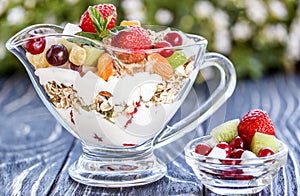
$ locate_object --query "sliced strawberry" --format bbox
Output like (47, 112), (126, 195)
(79, 4), (117, 33)
(110, 26), (152, 63)
(238, 109), (275, 145)
(111, 26), (151, 50)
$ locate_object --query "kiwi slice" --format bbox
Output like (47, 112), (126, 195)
(210, 119), (239, 143)
(250, 132), (280, 155)
(83, 45), (104, 66)
(166, 51), (187, 69)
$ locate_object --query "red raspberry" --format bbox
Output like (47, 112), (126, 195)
(110, 26), (152, 63)
(79, 4), (117, 33)
(238, 109), (275, 145)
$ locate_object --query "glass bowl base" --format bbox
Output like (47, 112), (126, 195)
(68, 153), (167, 187)
(204, 184), (267, 195)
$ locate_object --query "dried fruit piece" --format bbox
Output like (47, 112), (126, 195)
(97, 53), (113, 80)
(69, 44), (87, 66)
(120, 20), (141, 26)
(148, 53), (174, 80)
(26, 52), (50, 69)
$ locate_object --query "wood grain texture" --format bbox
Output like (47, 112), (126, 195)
(0, 73), (299, 195)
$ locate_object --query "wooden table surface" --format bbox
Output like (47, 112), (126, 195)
(1, 72), (299, 195)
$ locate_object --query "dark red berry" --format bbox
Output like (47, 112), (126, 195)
(70, 63), (82, 73)
(46, 44), (69, 66)
(216, 142), (231, 157)
(229, 136), (247, 150)
(25, 35), (46, 55)
(230, 148), (244, 158)
(154, 41), (174, 57)
(195, 143), (212, 156)
(258, 147), (275, 157)
(164, 31), (183, 46)
(221, 149), (244, 165)
(219, 169), (253, 180)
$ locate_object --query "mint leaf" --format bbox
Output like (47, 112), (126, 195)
(76, 32), (100, 40)
(67, 37), (100, 47)
(109, 26), (131, 35)
(88, 6), (105, 34)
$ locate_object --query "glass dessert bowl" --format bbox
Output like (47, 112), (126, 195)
(6, 22), (236, 187)
(185, 126), (288, 194)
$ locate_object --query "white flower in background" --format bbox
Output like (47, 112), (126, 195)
(269, 0), (287, 20)
(212, 9), (229, 30)
(0, 0), (9, 16)
(194, 1), (215, 19)
(263, 24), (288, 43)
(286, 14), (300, 62)
(6, 6), (26, 25)
(244, 0), (267, 25)
(65, 0), (79, 5)
(10, 0), (22, 3)
(155, 9), (173, 25)
(122, 0), (145, 22)
(232, 21), (252, 41)
(24, 0), (37, 8)
(214, 29), (232, 54)
(44, 14), (57, 24)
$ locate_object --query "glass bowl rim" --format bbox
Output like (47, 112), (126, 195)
(6, 23), (208, 54)
(184, 135), (288, 165)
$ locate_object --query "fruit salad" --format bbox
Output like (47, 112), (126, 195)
(195, 109), (281, 162)
(23, 4), (201, 147)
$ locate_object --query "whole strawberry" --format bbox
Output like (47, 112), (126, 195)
(79, 4), (117, 33)
(238, 109), (275, 145)
(110, 26), (152, 63)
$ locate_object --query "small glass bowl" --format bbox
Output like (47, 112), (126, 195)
(185, 135), (288, 195)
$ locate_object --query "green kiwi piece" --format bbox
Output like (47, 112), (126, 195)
(250, 132), (280, 155)
(166, 51), (187, 69)
(83, 45), (104, 66)
(210, 119), (239, 143)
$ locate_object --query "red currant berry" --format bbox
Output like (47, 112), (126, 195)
(229, 136), (247, 150)
(258, 147), (275, 157)
(46, 44), (69, 66)
(195, 143), (212, 156)
(154, 41), (174, 57)
(216, 142), (231, 157)
(25, 35), (46, 55)
(221, 149), (244, 165)
(220, 169), (253, 180)
(230, 148), (244, 159)
(164, 31), (183, 46)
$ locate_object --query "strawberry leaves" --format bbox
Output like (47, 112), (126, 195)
(88, 6), (112, 35)
(77, 6), (128, 42)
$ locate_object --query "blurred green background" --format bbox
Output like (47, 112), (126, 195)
(1, 0), (299, 79)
